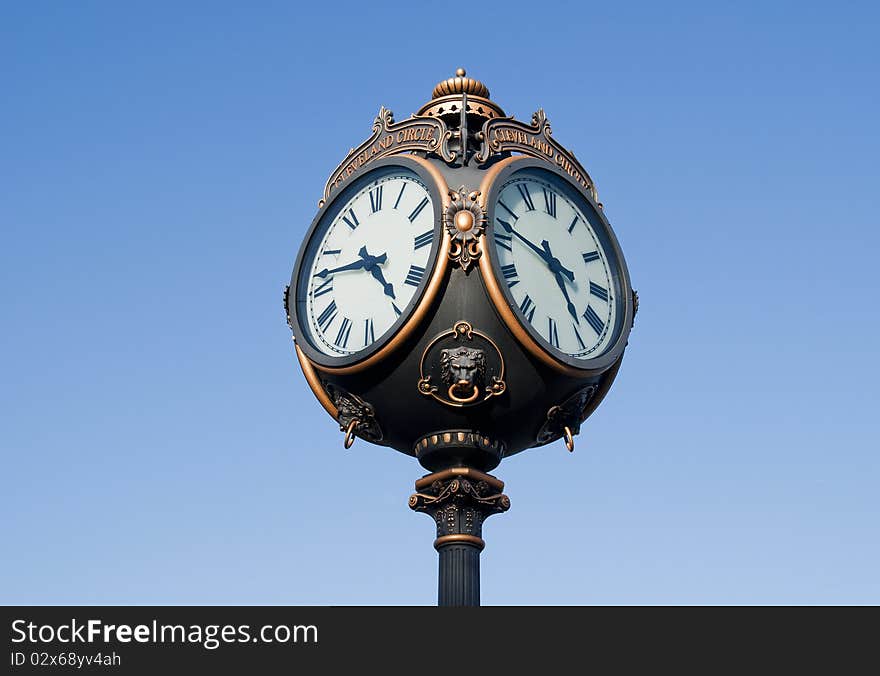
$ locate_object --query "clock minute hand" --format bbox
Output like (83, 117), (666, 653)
(358, 246), (387, 266)
(315, 258), (367, 278)
(496, 219), (553, 264)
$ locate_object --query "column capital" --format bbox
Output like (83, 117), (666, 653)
(409, 468), (510, 546)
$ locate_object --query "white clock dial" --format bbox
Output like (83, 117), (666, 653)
(300, 169), (435, 357)
(492, 172), (617, 359)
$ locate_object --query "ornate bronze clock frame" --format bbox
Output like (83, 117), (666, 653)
(284, 69), (636, 605)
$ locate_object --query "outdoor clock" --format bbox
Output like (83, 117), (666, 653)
(285, 73), (636, 464)
(289, 157), (444, 370)
(481, 158), (631, 375)
(283, 69), (637, 606)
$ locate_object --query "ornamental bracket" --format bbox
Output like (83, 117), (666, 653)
(475, 109), (600, 205)
(319, 107), (455, 208)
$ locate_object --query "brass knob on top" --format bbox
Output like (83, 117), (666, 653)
(432, 68), (490, 100)
(417, 68), (505, 122)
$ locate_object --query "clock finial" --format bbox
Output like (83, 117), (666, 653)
(431, 69), (490, 99)
(418, 69), (505, 121)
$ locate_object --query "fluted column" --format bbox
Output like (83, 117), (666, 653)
(409, 467), (510, 606)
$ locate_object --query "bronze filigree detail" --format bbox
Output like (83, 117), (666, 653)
(409, 477), (510, 517)
(324, 383), (383, 446)
(418, 321), (506, 407)
(476, 109), (600, 204)
(444, 186), (486, 271)
(536, 385), (599, 451)
(319, 107), (455, 208)
(409, 473), (510, 541)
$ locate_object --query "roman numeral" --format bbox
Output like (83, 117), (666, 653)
(568, 215), (579, 234)
(393, 182), (407, 209)
(364, 318), (375, 345)
(519, 295), (536, 322)
(391, 302), (402, 316)
(589, 281), (609, 302)
(498, 200), (518, 221)
(404, 264), (425, 286)
(341, 208), (360, 230)
(335, 317), (352, 348)
(323, 248), (341, 256)
(543, 189), (557, 218)
(313, 277), (333, 298)
(414, 230), (433, 250)
(548, 317), (559, 348)
(316, 300), (337, 332)
(408, 197), (429, 222)
(583, 305), (605, 335)
(582, 250), (600, 264)
(517, 184), (535, 211)
(369, 185), (383, 213)
(495, 231), (513, 251)
(572, 323), (586, 350)
(501, 263), (519, 287)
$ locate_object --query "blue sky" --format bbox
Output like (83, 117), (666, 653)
(2, 1), (878, 604)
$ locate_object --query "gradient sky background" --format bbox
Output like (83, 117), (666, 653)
(2, 2), (878, 605)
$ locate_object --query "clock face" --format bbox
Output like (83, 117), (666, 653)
(490, 169), (620, 361)
(294, 166), (436, 359)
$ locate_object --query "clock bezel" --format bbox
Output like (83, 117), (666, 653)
(480, 156), (633, 375)
(289, 155), (449, 373)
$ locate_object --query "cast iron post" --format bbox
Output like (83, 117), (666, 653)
(409, 467), (510, 606)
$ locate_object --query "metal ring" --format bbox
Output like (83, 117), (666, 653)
(433, 534), (486, 551)
(344, 419), (358, 449)
(447, 383), (480, 404)
(563, 426), (575, 452)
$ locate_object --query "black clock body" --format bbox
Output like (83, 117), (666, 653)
(285, 78), (634, 473)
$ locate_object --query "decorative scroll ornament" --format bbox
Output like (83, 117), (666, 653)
(476, 109), (600, 205)
(418, 321), (506, 408)
(409, 471), (510, 549)
(324, 383), (383, 448)
(443, 186), (486, 271)
(319, 107), (455, 207)
(535, 384), (599, 452)
(409, 476), (510, 529)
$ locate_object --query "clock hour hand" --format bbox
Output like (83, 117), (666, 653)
(540, 240), (575, 283)
(315, 259), (367, 278)
(357, 246), (387, 266)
